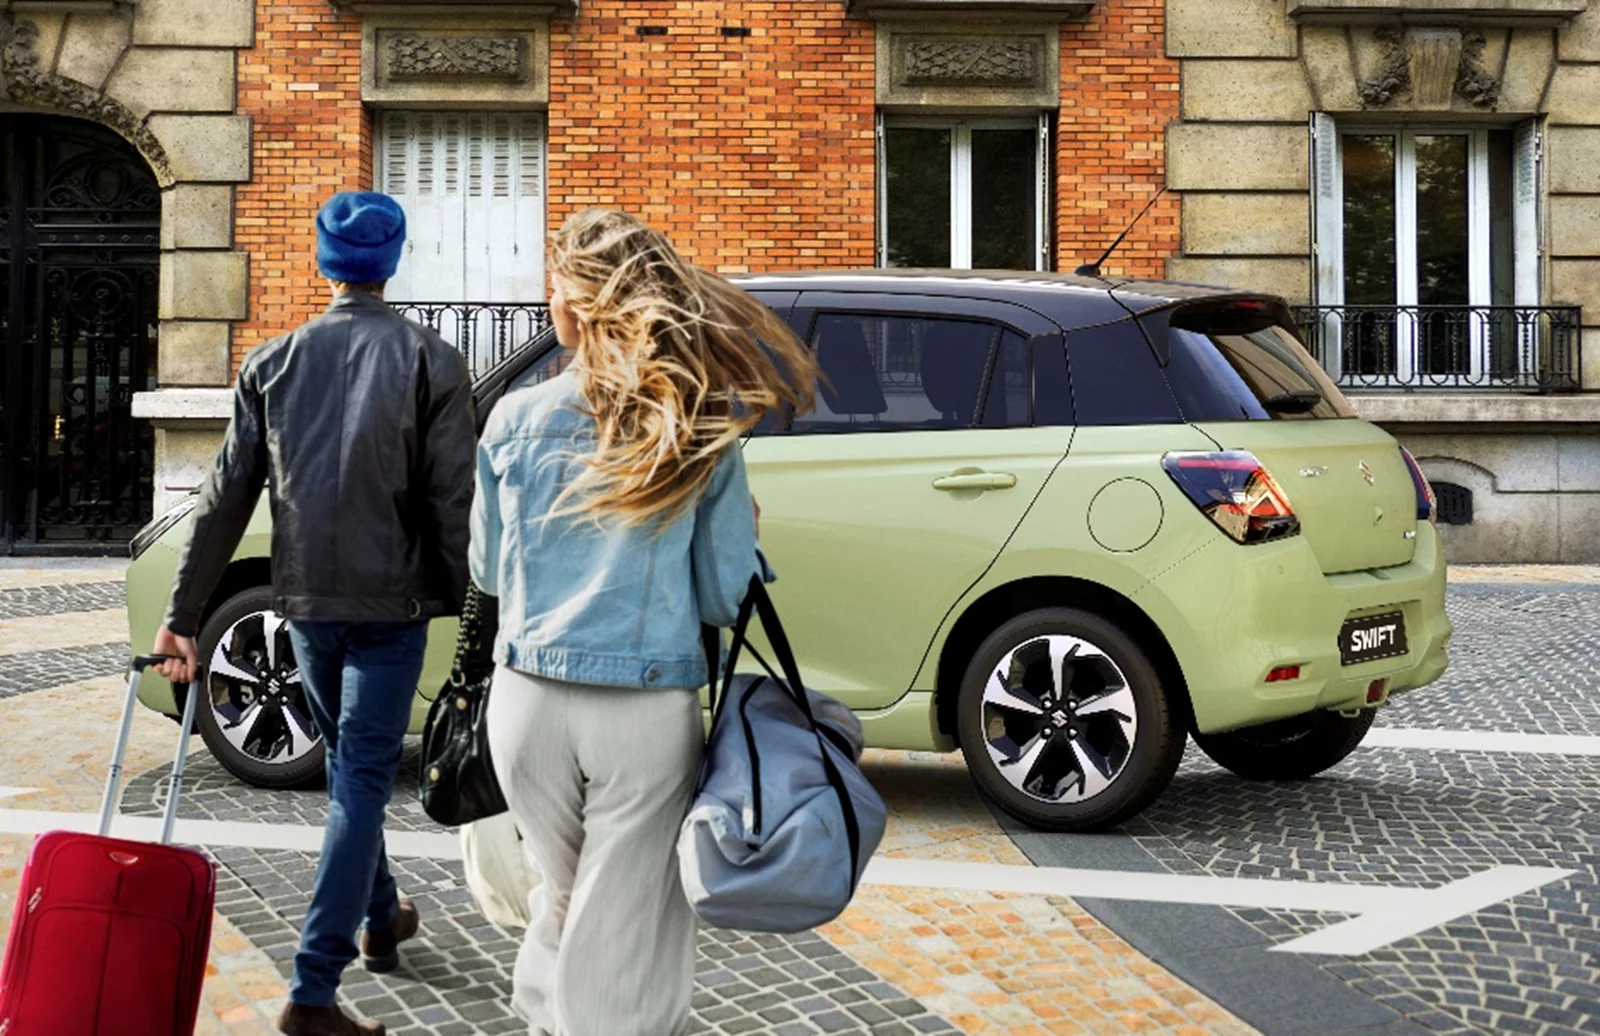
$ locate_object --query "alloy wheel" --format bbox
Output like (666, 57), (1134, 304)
(980, 634), (1139, 804)
(206, 611), (322, 770)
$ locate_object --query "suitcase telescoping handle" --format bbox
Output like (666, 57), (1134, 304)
(97, 655), (202, 845)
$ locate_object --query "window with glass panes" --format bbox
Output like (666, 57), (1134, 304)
(1312, 117), (1540, 383)
(879, 116), (1049, 271)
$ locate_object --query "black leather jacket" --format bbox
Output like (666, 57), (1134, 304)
(164, 292), (476, 637)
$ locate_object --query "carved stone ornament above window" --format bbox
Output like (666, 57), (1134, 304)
(878, 23), (1059, 108)
(386, 35), (527, 81)
(364, 19), (550, 107)
(1359, 26), (1504, 109)
(1287, 0), (1586, 27)
(900, 36), (1042, 85)
(847, 0), (1097, 20)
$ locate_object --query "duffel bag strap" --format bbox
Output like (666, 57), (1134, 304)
(737, 579), (866, 894)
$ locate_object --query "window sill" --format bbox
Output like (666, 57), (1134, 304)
(1286, 0), (1587, 26)
(1348, 392), (1600, 425)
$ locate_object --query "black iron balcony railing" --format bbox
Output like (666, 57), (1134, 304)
(393, 301), (552, 375)
(1291, 305), (1583, 393)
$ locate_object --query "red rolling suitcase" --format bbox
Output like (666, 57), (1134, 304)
(0, 656), (216, 1036)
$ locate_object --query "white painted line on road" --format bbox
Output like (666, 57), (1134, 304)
(1366, 728), (1600, 756)
(0, 809), (1572, 956)
(860, 858), (1414, 914)
(1273, 866), (1575, 956)
(0, 809), (461, 861)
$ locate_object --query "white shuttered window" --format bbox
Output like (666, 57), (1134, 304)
(378, 111), (546, 302)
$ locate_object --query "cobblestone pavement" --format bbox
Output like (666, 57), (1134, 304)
(1117, 582), (1600, 1036)
(0, 563), (1252, 1036)
(4, 563), (1597, 1035)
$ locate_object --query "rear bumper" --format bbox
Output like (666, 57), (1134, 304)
(1132, 523), (1451, 735)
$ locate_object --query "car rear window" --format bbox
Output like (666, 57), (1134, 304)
(1150, 304), (1356, 422)
(1065, 320), (1183, 426)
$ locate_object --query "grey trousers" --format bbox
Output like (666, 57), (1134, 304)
(486, 665), (704, 1036)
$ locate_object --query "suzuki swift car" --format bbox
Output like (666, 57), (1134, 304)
(125, 272), (1451, 831)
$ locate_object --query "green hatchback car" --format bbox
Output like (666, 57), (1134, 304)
(126, 271), (1451, 831)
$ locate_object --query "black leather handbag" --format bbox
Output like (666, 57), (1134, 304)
(420, 586), (509, 826)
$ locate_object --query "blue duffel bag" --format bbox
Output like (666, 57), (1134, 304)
(678, 576), (887, 933)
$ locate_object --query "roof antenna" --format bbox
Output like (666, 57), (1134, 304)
(1074, 187), (1167, 279)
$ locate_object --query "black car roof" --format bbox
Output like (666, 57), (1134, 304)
(730, 269), (1275, 330)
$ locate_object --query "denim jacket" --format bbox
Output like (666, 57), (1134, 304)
(469, 370), (767, 690)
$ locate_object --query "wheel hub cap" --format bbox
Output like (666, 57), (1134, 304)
(208, 611), (321, 768)
(981, 634), (1139, 805)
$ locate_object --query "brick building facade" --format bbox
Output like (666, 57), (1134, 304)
(2, 0), (1595, 560)
(0, 0), (1179, 555)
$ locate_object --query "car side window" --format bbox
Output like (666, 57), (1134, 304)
(790, 312), (1024, 434)
(509, 342), (571, 392)
(980, 330), (1032, 428)
(1066, 320), (1183, 426)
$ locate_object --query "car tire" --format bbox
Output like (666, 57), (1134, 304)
(1192, 708), (1375, 781)
(957, 608), (1184, 832)
(193, 586), (326, 789)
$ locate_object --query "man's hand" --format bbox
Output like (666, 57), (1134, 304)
(752, 496), (761, 538)
(152, 626), (199, 685)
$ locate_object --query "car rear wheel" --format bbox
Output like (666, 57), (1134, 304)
(1193, 708), (1375, 781)
(194, 586), (325, 789)
(957, 608), (1184, 832)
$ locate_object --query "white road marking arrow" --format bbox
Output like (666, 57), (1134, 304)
(0, 809), (1572, 957)
(1366, 728), (1600, 756)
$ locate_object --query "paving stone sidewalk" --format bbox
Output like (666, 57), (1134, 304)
(0, 567), (1256, 1036)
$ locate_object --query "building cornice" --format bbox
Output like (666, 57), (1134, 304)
(1286, 0), (1587, 27)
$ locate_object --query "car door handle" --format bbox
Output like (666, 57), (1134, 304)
(932, 472), (1018, 492)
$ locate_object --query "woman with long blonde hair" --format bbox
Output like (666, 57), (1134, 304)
(469, 209), (816, 1036)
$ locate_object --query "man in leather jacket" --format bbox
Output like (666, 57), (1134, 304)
(151, 192), (474, 1036)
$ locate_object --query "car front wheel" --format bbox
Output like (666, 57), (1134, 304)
(193, 586), (326, 789)
(957, 608), (1184, 832)
(1193, 708), (1375, 781)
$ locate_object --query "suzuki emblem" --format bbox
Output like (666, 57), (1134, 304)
(1359, 460), (1375, 486)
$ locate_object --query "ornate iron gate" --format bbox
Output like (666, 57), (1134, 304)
(0, 115), (160, 552)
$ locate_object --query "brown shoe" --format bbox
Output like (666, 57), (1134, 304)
(360, 898), (419, 973)
(276, 1002), (385, 1036)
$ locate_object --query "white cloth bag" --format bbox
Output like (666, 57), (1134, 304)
(460, 812), (538, 930)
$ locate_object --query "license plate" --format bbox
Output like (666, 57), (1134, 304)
(1339, 611), (1408, 666)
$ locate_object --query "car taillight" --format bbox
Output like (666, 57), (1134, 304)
(1162, 451), (1300, 545)
(1399, 446), (1436, 524)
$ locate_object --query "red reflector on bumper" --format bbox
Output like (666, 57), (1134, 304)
(1367, 679), (1388, 703)
(1266, 666), (1301, 683)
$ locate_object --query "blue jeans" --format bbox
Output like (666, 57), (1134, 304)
(286, 620), (428, 1008)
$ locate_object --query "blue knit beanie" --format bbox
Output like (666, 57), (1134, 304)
(316, 191), (407, 283)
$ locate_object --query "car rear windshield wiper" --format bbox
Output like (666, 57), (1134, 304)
(1261, 389), (1323, 414)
